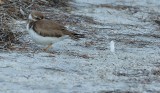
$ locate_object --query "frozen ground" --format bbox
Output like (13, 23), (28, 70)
(1, 0), (160, 93)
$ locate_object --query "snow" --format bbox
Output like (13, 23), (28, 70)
(1, 0), (160, 93)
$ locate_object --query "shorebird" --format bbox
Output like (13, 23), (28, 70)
(26, 10), (84, 51)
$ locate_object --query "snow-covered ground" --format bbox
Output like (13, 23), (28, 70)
(1, 0), (160, 93)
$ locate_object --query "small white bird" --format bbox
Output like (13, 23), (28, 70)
(26, 10), (84, 51)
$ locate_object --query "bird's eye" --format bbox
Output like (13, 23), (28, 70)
(36, 17), (41, 20)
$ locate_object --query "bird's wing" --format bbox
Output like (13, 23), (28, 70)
(33, 19), (85, 39)
(33, 19), (68, 37)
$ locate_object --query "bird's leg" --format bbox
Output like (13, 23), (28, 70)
(43, 44), (52, 52)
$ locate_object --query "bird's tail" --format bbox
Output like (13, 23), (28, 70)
(70, 32), (85, 40)
(63, 29), (85, 40)
(155, 20), (160, 25)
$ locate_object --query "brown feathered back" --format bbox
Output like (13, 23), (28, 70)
(29, 11), (85, 39)
(31, 19), (84, 39)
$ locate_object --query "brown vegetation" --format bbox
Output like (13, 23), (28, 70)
(0, 0), (70, 51)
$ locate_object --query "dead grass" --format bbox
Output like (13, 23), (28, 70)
(0, 0), (70, 51)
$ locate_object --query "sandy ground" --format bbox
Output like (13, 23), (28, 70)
(1, 0), (160, 93)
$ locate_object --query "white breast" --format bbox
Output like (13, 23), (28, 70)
(26, 23), (68, 45)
